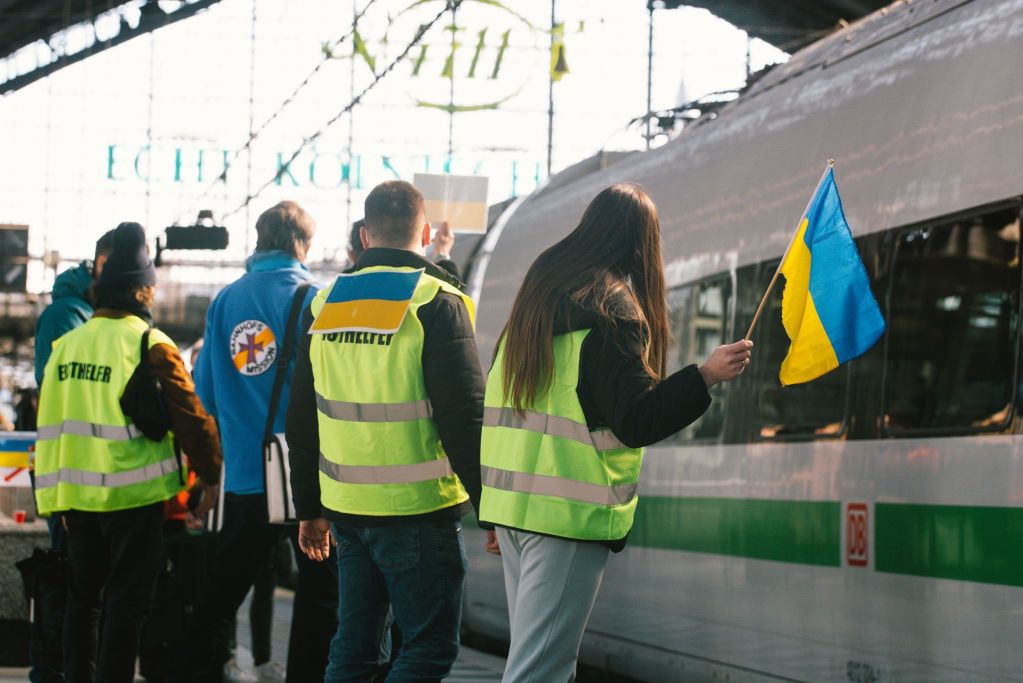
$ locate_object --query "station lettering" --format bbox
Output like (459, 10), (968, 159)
(105, 144), (542, 196)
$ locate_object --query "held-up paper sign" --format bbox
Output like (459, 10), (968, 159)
(414, 173), (489, 234)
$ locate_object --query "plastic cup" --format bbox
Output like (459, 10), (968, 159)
(12, 510), (26, 524)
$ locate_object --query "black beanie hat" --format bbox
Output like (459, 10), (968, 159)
(96, 222), (157, 289)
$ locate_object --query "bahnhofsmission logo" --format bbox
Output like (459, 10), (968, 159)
(229, 319), (278, 376)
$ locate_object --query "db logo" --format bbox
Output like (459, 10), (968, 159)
(846, 503), (869, 567)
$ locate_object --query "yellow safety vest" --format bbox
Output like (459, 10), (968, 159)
(479, 330), (644, 541)
(311, 266), (473, 516)
(35, 316), (183, 514)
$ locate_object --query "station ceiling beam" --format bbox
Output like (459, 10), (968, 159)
(0, 0), (222, 95)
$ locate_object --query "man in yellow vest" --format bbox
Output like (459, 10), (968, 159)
(287, 180), (486, 682)
(34, 222), (222, 683)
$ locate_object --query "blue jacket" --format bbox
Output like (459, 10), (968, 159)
(194, 251), (318, 494)
(35, 262), (94, 387)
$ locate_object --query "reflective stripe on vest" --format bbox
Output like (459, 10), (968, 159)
(35, 456), (180, 490)
(483, 407), (624, 451)
(481, 465), (637, 506)
(316, 393), (432, 422)
(319, 453), (454, 485)
(37, 420), (142, 442)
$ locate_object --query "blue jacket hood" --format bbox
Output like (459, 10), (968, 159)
(52, 262), (93, 300)
(35, 262), (95, 386)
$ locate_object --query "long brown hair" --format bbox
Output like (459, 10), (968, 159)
(500, 183), (670, 412)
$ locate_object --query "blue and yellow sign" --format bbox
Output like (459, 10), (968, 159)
(310, 269), (424, 335)
(0, 432), (34, 486)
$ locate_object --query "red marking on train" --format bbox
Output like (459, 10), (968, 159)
(4, 468), (25, 482)
(847, 503), (869, 567)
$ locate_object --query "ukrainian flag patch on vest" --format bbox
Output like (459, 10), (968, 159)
(310, 269), (424, 335)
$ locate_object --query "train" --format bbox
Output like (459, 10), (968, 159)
(458, 0), (1023, 681)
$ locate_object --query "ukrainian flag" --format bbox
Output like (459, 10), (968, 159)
(310, 269), (423, 335)
(779, 167), (886, 385)
(0, 435), (33, 468)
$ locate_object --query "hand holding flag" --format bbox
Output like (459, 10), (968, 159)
(698, 339), (754, 388)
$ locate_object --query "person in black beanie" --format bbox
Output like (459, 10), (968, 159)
(94, 221), (158, 311)
(35, 222), (223, 683)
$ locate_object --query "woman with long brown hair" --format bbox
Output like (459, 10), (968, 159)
(479, 183), (752, 682)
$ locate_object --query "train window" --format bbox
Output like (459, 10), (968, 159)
(744, 260), (849, 440)
(883, 207), (1021, 433)
(665, 276), (732, 443)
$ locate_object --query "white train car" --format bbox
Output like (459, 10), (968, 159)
(460, 0), (1023, 680)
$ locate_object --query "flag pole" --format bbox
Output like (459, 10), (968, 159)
(744, 159), (835, 340)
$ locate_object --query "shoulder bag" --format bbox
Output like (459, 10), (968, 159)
(263, 283), (312, 524)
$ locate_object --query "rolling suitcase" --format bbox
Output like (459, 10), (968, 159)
(138, 530), (217, 682)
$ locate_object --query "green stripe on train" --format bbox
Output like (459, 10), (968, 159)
(875, 503), (1023, 586)
(630, 497), (841, 567)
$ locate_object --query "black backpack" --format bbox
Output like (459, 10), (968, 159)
(119, 327), (171, 442)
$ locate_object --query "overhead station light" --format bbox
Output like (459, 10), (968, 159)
(156, 210), (228, 265)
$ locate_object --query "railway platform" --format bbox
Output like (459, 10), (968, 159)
(0, 586), (507, 683)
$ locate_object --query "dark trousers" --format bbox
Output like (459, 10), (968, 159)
(228, 544), (286, 666)
(198, 493), (338, 683)
(325, 519), (467, 683)
(248, 557), (276, 666)
(63, 502), (164, 683)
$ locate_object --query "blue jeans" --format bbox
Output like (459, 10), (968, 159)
(325, 519), (467, 683)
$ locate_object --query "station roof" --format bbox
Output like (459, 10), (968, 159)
(0, 0), (222, 94)
(664, 0), (893, 51)
(1, 0), (894, 94)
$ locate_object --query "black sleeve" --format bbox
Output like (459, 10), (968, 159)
(286, 305), (322, 520)
(419, 292), (486, 519)
(577, 322), (711, 448)
(436, 259), (461, 282)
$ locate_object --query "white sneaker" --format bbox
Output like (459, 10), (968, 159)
(255, 661), (286, 683)
(223, 657), (259, 683)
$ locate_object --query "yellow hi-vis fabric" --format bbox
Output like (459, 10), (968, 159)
(479, 330), (644, 541)
(35, 316), (183, 514)
(311, 266), (473, 516)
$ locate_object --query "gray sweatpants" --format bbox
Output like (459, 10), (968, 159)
(496, 527), (610, 683)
